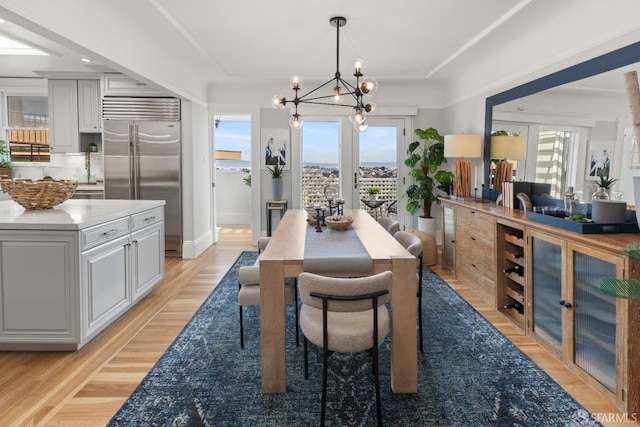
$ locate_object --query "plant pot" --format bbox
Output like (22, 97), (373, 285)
(368, 194), (379, 201)
(272, 177), (283, 201)
(417, 216), (436, 237)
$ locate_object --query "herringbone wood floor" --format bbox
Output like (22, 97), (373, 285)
(0, 225), (634, 426)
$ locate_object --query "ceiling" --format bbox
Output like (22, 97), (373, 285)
(1, 0), (640, 103)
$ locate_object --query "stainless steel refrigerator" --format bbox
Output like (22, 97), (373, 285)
(103, 97), (182, 254)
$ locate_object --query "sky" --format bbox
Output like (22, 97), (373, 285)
(214, 119), (397, 166)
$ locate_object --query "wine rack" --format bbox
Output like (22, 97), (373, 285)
(497, 221), (526, 330)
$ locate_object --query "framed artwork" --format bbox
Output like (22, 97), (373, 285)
(586, 140), (614, 179)
(261, 128), (290, 170)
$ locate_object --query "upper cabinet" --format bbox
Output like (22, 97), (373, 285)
(48, 80), (79, 153)
(101, 74), (166, 97)
(78, 80), (101, 133)
(48, 79), (101, 153)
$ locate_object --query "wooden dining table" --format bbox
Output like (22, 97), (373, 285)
(259, 209), (417, 393)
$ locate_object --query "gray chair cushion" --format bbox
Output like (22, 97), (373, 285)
(298, 271), (392, 352)
(300, 305), (389, 353)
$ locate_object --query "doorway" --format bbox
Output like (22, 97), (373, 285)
(300, 117), (405, 225)
(212, 115), (252, 236)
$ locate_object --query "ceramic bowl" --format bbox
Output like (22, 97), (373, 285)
(325, 215), (354, 231)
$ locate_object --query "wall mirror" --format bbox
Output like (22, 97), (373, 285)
(484, 41), (640, 201)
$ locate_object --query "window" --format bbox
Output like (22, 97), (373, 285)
(4, 95), (50, 162)
(214, 119), (251, 170)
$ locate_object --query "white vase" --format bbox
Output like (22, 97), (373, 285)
(417, 216), (436, 237)
(272, 177), (283, 201)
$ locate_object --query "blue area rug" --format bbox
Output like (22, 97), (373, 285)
(108, 251), (600, 426)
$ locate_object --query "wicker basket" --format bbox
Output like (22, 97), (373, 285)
(0, 179), (78, 210)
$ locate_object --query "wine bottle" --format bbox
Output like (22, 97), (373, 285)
(503, 265), (522, 274)
(504, 302), (524, 314)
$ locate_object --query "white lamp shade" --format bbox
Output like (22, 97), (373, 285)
(491, 135), (527, 159)
(444, 134), (482, 158)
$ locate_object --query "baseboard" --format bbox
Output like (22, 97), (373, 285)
(181, 229), (214, 259)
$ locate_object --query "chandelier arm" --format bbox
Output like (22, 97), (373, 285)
(296, 78), (338, 102)
(295, 100), (356, 107)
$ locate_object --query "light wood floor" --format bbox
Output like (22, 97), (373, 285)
(0, 225), (635, 426)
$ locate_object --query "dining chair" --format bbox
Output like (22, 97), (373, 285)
(238, 239), (299, 348)
(376, 216), (399, 235)
(393, 231), (424, 353)
(298, 271), (392, 427)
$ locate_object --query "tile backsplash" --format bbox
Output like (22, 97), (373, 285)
(11, 153), (103, 181)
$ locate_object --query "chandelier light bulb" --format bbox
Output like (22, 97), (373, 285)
(271, 95), (285, 109)
(289, 75), (303, 90)
(332, 86), (343, 103)
(364, 102), (377, 115)
(289, 114), (304, 129)
(353, 59), (364, 75)
(360, 76), (378, 96)
(349, 108), (365, 124)
(354, 120), (368, 133)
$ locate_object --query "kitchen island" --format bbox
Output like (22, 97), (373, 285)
(0, 199), (165, 350)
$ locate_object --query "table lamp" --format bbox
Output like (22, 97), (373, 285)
(490, 134), (527, 191)
(444, 134), (482, 198)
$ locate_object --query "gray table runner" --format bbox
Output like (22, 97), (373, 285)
(303, 224), (373, 274)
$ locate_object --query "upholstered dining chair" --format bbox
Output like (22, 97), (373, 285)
(238, 239), (299, 348)
(298, 271), (392, 427)
(393, 230), (424, 352)
(376, 216), (399, 235)
(387, 220), (400, 236)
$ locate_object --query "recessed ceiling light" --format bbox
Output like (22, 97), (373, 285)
(81, 58), (92, 63)
(0, 18), (6, 24)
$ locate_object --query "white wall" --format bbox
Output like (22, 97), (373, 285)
(180, 100), (214, 258)
(216, 170), (252, 224)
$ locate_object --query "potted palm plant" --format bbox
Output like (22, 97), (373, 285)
(404, 127), (453, 234)
(0, 139), (11, 179)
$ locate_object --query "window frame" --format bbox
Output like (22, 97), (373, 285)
(1, 86), (49, 164)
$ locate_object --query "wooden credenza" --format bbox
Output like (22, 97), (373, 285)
(441, 198), (640, 415)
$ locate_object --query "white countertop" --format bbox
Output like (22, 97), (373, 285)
(0, 199), (165, 230)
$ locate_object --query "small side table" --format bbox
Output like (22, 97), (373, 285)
(361, 198), (385, 219)
(266, 199), (288, 236)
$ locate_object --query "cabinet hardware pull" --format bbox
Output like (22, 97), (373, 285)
(144, 216), (156, 221)
(101, 229), (118, 236)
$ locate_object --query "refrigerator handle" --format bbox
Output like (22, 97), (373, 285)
(130, 123), (137, 200)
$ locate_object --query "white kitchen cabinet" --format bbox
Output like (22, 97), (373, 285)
(48, 79), (79, 153)
(81, 233), (130, 341)
(78, 80), (102, 133)
(102, 73), (166, 97)
(49, 79), (102, 153)
(0, 199), (165, 350)
(0, 231), (79, 349)
(131, 215), (164, 303)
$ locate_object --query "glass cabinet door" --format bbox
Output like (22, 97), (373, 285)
(569, 243), (623, 393)
(530, 230), (565, 352)
(442, 205), (454, 271)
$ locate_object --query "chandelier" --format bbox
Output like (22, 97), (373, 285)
(271, 16), (378, 132)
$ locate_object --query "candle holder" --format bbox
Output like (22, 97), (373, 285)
(314, 207), (327, 232)
(326, 198), (345, 216)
